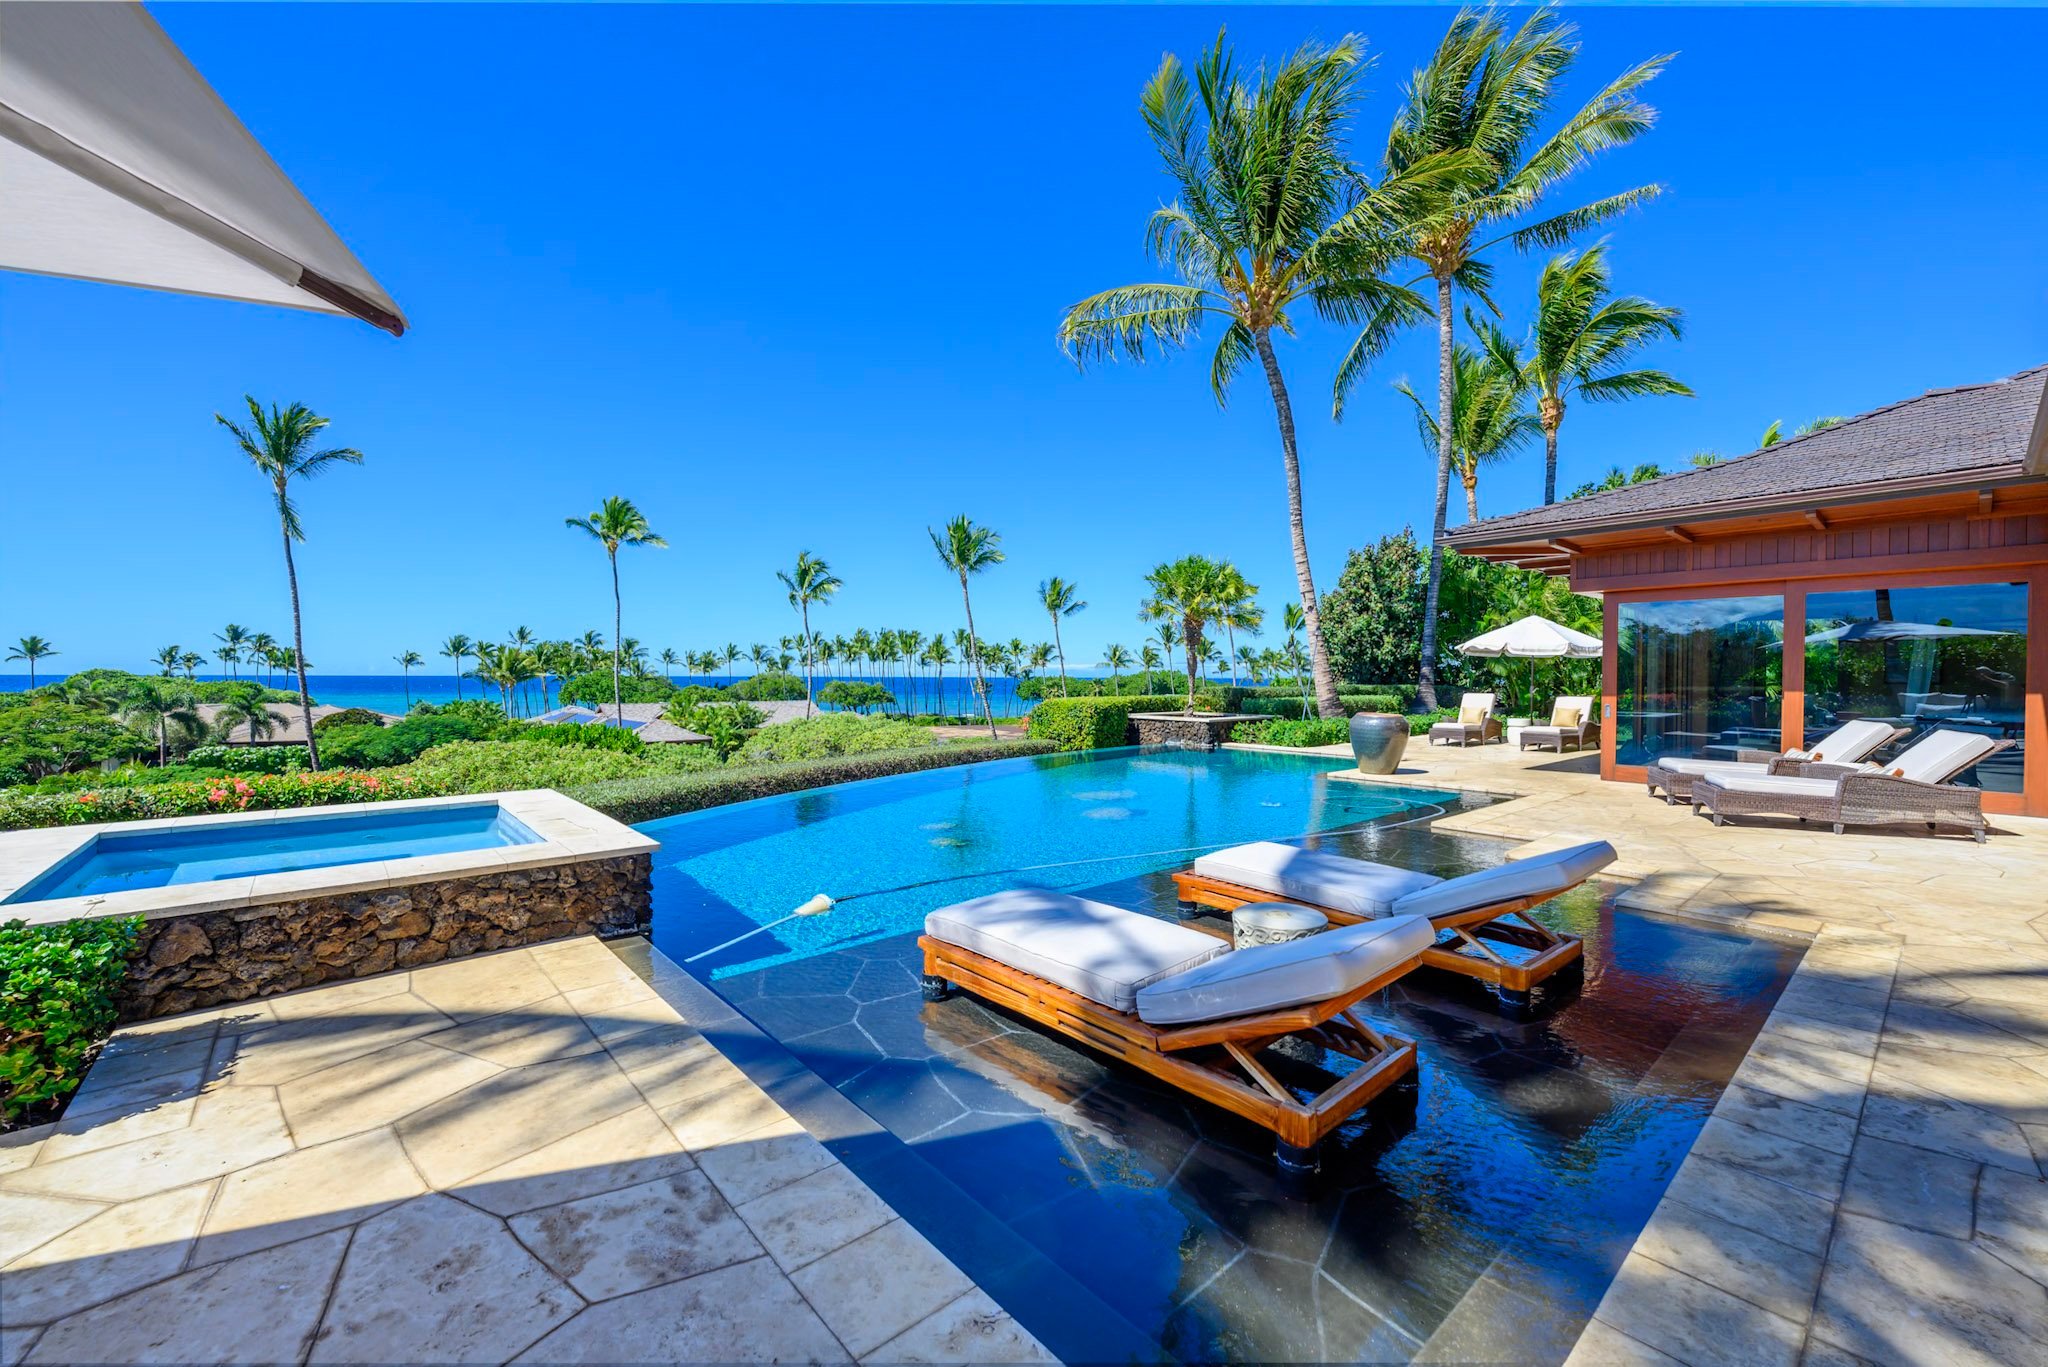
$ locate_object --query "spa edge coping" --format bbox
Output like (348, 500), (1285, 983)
(0, 789), (659, 929)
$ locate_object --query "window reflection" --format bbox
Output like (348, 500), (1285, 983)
(1616, 597), (1785, 765)
(1803, 583), (2028, 793)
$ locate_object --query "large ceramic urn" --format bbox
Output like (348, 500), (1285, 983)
(1348, 712), (1409, 775)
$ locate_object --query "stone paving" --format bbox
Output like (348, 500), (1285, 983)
(1288, 739), (2048, 1367)
(0, 937), (1053, 1365)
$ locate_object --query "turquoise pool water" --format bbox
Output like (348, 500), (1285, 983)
(6, 802), (542, 903)
(644, 747), (1458, 978)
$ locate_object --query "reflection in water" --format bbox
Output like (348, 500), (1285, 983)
(650, 764), (1798, 1365)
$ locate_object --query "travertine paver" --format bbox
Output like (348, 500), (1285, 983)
(0, 938), (1053, 1365)
(1271, 739), (2048, 1366)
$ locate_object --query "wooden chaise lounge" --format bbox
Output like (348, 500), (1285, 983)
(1691, 728), (2013, 843)
(1644, 719), (1908, 805)
(1171, 840), (1616, 1009)
(919, 889), (1431, 1173)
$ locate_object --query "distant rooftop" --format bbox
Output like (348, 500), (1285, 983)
(533, 703), (708, 745)
(1445, 363), (2048, 549)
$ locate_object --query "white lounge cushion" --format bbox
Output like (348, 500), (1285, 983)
(1653, 719), (1898, 779)
(925, 889), (1225, 1013)
(1888, 729), (1995, 784)
(1653, 757), (1771, 778)
(1697, 774), (1840, 799)
(1136, 916), (1432, 1026)
(1193, 842), (1438, 918)
(1389, 841), (1617, 921)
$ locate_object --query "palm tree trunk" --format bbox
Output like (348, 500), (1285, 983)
(1182, 618), (1200, 714)
(1052, 617), (1067, 687)
(1417, 276), (1457, 713)
(959, 577), (997, 739)
(609, 552), (623, 721)
(800, 606), (814, 718)
(280, 511), (320, 772)
(1251, 330), (1342, 719)
(1464, 476), (1479, 523)
(1542, 409), (1562, 505)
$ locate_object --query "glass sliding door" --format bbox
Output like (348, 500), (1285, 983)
(1615, 596), (1785, 766)
(1803, 581), (2028, 794)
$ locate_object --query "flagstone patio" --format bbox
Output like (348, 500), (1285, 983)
(0, 937), (1051, 1366)
(1279, 738), (2048, 1367)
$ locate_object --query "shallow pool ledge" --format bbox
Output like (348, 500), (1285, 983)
(0, 790), (659, 1021)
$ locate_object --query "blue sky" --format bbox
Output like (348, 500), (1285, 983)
(6, 4), (2045, 675)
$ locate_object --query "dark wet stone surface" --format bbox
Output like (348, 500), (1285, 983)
(657, 797), (1800, 1364)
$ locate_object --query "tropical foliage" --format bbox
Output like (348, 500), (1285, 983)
(733, 714), (941, 764)
(564, 496), (667, 717)
(2, 915), (141, 1125)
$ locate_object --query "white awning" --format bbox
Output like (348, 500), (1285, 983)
(1456, 614), (1603, 660)
(0, 1), (406, 334)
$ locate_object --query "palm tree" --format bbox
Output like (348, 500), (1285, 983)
(1395, 339), (1541, 522)
(1141, 555), (1231, 713)
(121, 677), (201, 765)
(1140, 643), (1163, 686)
(1214, 564), (1263, 685)
(213, 682), (285, 746)
(1104, 643), (1132, 693)
(152, 644), (182, 678)
(659, 648), (682, 684)
(246, 631), (278, 685)
(1760, 416), (1845, 448)
(721, 643), (741, 685)
(215, 398), (362, 771)
(1039, 577), (1086, 690)
(1153, 622), (1180, 688)
(1386, 7), (1668, 708)
(7, 636), (58, 690)
(179, 651), (203, 681)
(929, 516), (1004, 738)
(1283, 602), (1313, 718)
(214, 624), (249, 679)
(1059, 32), (1463, 721)
(1471, 244), (1689, 504)
(776, 551), (843, 718)
(394, 650), (423, 709)
(440, 634), (473, 701)
(565, 496), (667, 718)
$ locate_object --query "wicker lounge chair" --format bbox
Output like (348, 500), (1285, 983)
(1428, 692), (1502, 747)
(1692, 729), (2012, 842)
(919, 889), (1430, 1172)
(1518, 696), (1599, 753)
(1172, 840), (1616, 1009)
(1644, 719), (1909, 804)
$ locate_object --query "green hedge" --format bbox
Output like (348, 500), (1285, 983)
(1230, 717), (1350, 747)
(0, 770), (457, 831)
(569, 739), (1058, 824)
(1025, 695), (1189, 751)
(2, 916), (141, 1125)
(1221, 686), (1407, 717)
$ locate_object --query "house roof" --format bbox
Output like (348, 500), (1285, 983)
(538, 702), (708, 745)
(197, 702), (400, 746)
(1444, 363), (2048, 549)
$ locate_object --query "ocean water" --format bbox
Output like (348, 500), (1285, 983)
(3, 672), (1126, 718)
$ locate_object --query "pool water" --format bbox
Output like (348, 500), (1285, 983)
(644, 750), (1800, 1364)
(644, 747), (1458, 979)
(6, 802), (542, 903)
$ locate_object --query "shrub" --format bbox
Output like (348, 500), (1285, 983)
(816, 681), (894, 714)
(558, 671), (678, 707)
(2, 915), (141, 1125)
(730, 673), (807, 702)
(409, 699), (508, 725)
(570, 740), (1058, 824)
(1024, 695), (1187, 751)
(0, 703), (149, 785)
(0, 770), (455, 831)
(314, 708), (386, 731)
(515, 723), (646, 753)
(1222, 686), (1405, 717)
(316, 713), (505, 768)
(183, 744), (306, 774)
(734, 715), (941, 764)
(1408, 707), (1459, 735)
(401, 738), (719, 791)
(1230, 717), (1351, 747)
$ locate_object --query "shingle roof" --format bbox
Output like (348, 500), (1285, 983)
(199, 702), (401, 746)
(1444, 364), (2048, 546)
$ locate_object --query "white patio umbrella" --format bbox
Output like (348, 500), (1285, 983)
(0, 1), (406, 334)
(1455, 614), (1603, 713)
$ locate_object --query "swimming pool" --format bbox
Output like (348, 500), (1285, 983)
(4, 801), (543, 903)
(643, 747), (1458, 978)
(644, 748), (1801, 1363)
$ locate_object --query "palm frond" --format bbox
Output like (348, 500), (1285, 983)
(1057, 283), (1220, 366)
(1508, 183), (1662, 251)
(1575, 368), (1694, 402)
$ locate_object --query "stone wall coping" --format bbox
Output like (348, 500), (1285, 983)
(1124, 712), (1264, 722)
(0, 789), (656, 929)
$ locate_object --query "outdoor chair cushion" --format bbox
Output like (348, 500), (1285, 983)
(1192, 839), (1616, 922)
(1388, 841), (1617, 921)
(1458, 698), (1491, 726)
(925, 889), (1225, 1013)
(1193, 842), (1439, 917)
(1695, 774), (1839, 799)
(1549, 698), (1591, 727)
(1655, 719), (1901, 779)
(1888, 729), (1995, 784)
(1136, 916), (1433, 1026)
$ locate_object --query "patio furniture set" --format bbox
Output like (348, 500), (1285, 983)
(1427, 693), (1600, 753)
